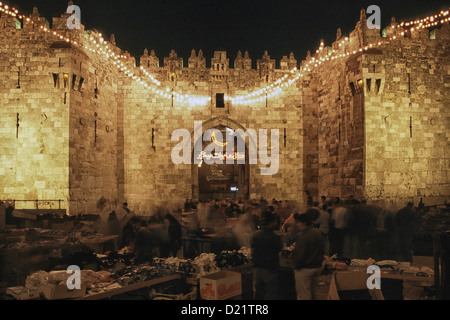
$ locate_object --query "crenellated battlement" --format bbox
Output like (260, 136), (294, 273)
(1, 2), (449, 84)
(0, 2), (449, 214)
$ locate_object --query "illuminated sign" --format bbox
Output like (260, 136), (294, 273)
(196, 151), (245, 162)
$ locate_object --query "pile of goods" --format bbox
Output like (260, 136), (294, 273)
(349, 258), (377, 267)
(324, 255), (351, 271)
(420, 207), (450, 234)
(150, 280), (197, 300)
(148, 248), (251, 280)
(97, 249), (136, 271)
(69, 224), (97, 237)
(192, 253), (221, 277)
(5, 247), (252, 299)
(24, 269), (117, 299)
(113, 264), (175, 286)
(326, 256), (435, 277)
(215, 250), (250, 269)
(39, 229), (68, 238)
(191, 248), (250, 278)
(153, 257), (197, 275)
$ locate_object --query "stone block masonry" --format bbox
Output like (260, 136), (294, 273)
(0, 4), (448, 215)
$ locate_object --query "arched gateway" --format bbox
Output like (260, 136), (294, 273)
(190, 117), (253, 201)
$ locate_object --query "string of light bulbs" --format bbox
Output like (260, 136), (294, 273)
(1, 2), (448, 106)
(0, 1), (211, 106)
(231, 7), (449, 105)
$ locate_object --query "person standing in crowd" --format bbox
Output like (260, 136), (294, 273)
(107, 211), (121, 237)
(251, 213), (282, 300)
(133, 220), (155, 264)
(292, 213), (324, 300)
(305, 190), (313, 207)
(395, 202), (420, 262)
(314, 204), (331, 256)
(148, 215), (170, 258)
(121, 216), (141, 248)
(122, 202), (131, 214)
(320, 196), (327, 207)
(232, 212), (256, 248)
(0, 201), (6, 229)
(165, 214), (182, 257)
(184, 199), (193, 212)
(331, 198), (349, 257)
(197, 200), (209, 229)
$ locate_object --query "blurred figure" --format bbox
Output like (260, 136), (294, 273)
(305, 208), (320, 223)
(292, 213), (324, 300)
(210, 204), (227, 229)
(107, 211), (121, 237)
(232, 212), (255, 248)
(121, 216), (142, 249)
(197, 200), (210, 229)
(395, 202), (420, 262)
(251, 214), (282, 300)
(331, 199), (349, 257)
(184, 199), (193, 212)
(320, 196), (327, 204)
(122, 202), (131, 214)
(165, 214), (182, 257)
(305, 190), (313, 207)
(133, 220), (155, 264)
(148, 215), (170, 258)
(314, 204), (331, 256)
(0, 201), (6, 229)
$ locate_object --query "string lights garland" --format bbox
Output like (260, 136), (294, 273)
(231, 8), (449, 105)
(0, 2), (448, 106)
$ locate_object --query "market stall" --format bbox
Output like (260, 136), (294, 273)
(3, 245), (253, 301)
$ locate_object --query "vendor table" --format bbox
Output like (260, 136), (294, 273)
(78, 274), (182, 300)
(346, 268), (434, 283)
(79, 235), (119, 254)
(182, 236), (215, 258)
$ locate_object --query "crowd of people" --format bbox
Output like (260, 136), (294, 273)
(101, 204), (183, 264)
(101, 196), (424, 300)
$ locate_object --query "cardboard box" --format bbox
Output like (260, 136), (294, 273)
(6, 286), (40, 300)
(200, 271), (242, 300)
(327, 271), (384, 300)
(151, 287), (197, 300)
(40, 283), (87, 300)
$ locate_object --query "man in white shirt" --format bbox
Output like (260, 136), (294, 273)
(331, 199), (349, 257)
(314, 204), (331, 256)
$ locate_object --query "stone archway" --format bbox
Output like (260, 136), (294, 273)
(190, 117), (252, 201)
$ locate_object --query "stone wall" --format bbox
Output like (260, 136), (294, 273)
(0, 12), (70, 210)
(0, 9), (123, 214)
(121, 50), (306, 213)
(307, 11), (369, 201)
(363, 23), (450, 207)
(1, 5), (448, 215)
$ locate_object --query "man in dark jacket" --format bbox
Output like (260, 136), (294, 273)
(133, 221), (155, 264)
(292, 213), (324, 300)
(251, 213), (282, 300)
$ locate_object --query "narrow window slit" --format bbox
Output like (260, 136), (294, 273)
(71, 74), (77, 90)
(78, 77), (84, 92)
(366, 79), (372, 92)
(375, 79), (382, 94)
(52, 73), (60, 88)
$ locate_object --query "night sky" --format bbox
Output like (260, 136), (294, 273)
(7, 0), (450, 67)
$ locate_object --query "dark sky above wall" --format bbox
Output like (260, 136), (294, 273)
(7, 0), (450, 66)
